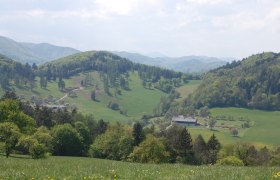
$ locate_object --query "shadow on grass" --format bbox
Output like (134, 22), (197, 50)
(0, 153), (31, 159)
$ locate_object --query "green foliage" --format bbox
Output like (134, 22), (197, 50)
(128, 135), (170, 164)
(74, 121), (91, 155)
(0, 99), (35, 133)
(193, 134), (207, 164)
(29, 141), (48, 159)
(51, 124), (83, 156)
(89, 124), (133, 161)
(208, 118), (217, 130)
(207, 134), (221, 164)
(189, 52), (280, 110)
(0, 122), (21, 157)
(216, 156), (244, 166)
(132, 122), (145, 146)
(32, 126), (53, 153)
(91, 90), (96, 101)
(230, 128), (239, 137)
(107, 101), (120, 110)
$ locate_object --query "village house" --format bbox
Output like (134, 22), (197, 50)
(171, 115), (198, 126)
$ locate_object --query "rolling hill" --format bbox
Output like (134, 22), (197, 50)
(0, 36), (79, 64)
(113, 51), (231, 73)
(189, 52), (280, 110)
(0, 51), (187, 122)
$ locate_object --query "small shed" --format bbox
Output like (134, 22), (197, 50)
(172, 115), (198, 126)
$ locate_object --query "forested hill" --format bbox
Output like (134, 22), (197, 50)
(189, 52), (280, 110)
(41, 51), (185, 87)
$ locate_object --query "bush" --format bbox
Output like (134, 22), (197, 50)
(216, 156), (244, 166)
(107, 101), (120, 110)
(128, 135), (170, 164)
(29, 142), (48, 159)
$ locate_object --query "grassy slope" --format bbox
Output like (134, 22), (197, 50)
(187, 108), (280, 147)
(0, 72), (166, 122)
(0, 155), (278, 180)
(176, 80), (201, 101)
(175, 80), (280, 146)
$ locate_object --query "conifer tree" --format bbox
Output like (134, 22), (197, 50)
(132, 122), (145, 146)
(207, 134), (221, 164)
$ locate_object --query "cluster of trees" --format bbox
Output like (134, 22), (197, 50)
(89, 122), (221, 165)
(0, 92), (109, 158)
(39, 51), (186, 93)
(219, 142), (280, 166)
(189, 52), (280, 110)
(0, 55), (36, 90)
(0, 51), (198, 98)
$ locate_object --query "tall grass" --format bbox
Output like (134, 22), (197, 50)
(0, 155), (279, 180)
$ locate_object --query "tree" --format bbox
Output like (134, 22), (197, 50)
(96, 119), (108, 135)
(0, 122), (21, 158)
(193, 134), (207, 164)
(208, 118), (217, 130)
(89, 124), (134, 161)
(91, 90), (96, 101)
(199, 106), (210, 118)
(230, 128), (239, 137)
(132, 122), (145, 146)
(142, 81), (146, 88)
(51, 124), (83, 156)
(128, 135), (170, 163)
(75, 121), (92, 156)
(176, 128), (196, 164)
(206, 134), (221, 164)
(0, 99), (35, 134)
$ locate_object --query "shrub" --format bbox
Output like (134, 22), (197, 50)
(216, 156), (244, 166)
(29, 142), (48, 159)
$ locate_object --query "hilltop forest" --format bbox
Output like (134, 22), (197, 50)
(188, 52), (280, 110)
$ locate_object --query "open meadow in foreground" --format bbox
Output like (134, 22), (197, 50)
(1, 155), (279, 180)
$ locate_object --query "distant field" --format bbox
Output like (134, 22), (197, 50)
(176, 80), (201, 101)
(0, 155), (278, 180)
(188, 107), (280, 147)
(0, 72), (167, 122)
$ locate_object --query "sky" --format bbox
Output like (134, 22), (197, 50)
(0, 0), (280, 59)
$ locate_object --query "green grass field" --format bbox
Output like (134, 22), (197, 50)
(176, 80), (201, 101)
(0, 72), (167, 122)
(187, 107), (280, 147)
(0, 155), (279, 180)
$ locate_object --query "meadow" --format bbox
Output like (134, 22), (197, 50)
(187, 107), (280, 147)
(0, 72), (167, 122)
(0, 155), (279, 180)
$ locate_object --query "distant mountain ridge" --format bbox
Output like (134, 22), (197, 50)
(112, 51), (233, 73)
(0, 36), (80, 64)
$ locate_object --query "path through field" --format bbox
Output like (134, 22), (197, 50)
(56, 87), (84, 102)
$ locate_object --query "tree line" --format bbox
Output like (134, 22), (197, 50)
(1, 92), (280, 166)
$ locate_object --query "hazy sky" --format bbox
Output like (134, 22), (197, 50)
(1, 0), (280, 58)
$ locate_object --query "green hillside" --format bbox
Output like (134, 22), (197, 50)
(185, 107), (280, 147)
(189, 52), (280, 110)
(0, 155), (277, 179)
(0, 51), (188, 122)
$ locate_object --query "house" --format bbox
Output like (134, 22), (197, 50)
(44, 104), (67, 111)
(172, 115), (198, 126)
